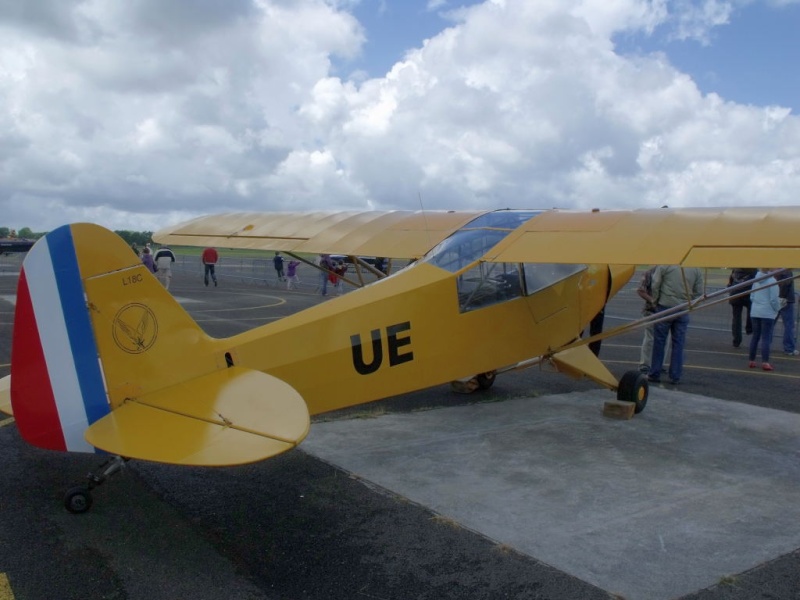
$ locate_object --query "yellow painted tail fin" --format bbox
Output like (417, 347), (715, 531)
(10, 223), (308, 464)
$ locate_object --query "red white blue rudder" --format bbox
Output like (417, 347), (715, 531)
(11, 225), (111, 452)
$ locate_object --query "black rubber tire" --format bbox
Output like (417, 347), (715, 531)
(616, 370), (648, 414)
(64, 486), (93, 514)
(476, 371), (496, 390)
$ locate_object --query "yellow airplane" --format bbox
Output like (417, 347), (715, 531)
(1, 207), (799, 513)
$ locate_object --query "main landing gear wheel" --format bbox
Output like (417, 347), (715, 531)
(476, 371), (496, 390)
(450, 371), (498, 393)
(616, 370), (648, 414)
(64, 486), (93, 514)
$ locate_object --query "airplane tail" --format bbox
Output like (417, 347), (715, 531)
(2, 224), (308, 465)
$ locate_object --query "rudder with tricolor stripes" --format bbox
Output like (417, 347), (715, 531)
(9, 224), (220, 454)
(11, 226), (114, 452)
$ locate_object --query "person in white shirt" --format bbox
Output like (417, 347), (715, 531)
(154, 245), (176, 290)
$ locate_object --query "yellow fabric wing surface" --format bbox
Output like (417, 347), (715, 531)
(153, 210), (485, 259)
(85, 367), (310, 466)
(487, 207), (800, 268)
(155, 206), (800, 267)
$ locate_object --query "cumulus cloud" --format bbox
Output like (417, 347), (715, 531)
(667, 0), (733, 43)
(0, 0), (798, 232)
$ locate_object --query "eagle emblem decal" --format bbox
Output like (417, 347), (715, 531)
(112, 303), (158, 354)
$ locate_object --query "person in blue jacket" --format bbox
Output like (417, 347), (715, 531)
(749, 268), (782, 371)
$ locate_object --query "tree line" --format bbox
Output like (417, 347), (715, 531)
(0, 227), (43, 239)
(111, 230), (155, 247)
(1, 227), (153, 246)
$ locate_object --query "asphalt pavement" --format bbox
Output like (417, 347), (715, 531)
(1, 255), (799, 600)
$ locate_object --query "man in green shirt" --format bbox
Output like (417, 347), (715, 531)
(647, 266), (704, 385)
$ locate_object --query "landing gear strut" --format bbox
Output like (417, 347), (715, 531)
(64, 455), (128, 514)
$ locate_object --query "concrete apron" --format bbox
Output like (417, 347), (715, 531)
(302, 389), (800, 600)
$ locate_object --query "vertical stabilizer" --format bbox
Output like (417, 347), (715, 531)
(11, 226), (115, 451)
(10, 224), (220, 453)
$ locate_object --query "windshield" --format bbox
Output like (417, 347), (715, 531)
(422, 210), (540, 272)
(417, 210), (587, 313)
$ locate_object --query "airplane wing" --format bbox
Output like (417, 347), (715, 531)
(486, 207), (800, 268)
(153, 210), (485, 259)
(157, 206), (800, 267)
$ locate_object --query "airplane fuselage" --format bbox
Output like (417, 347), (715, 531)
(227, 260), (632, 415)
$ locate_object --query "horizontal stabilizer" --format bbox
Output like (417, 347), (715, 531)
(85, 367), (309, 466)
(0, 376), (11, 416)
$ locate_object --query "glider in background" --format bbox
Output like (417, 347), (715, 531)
(0, 238), (34, 255)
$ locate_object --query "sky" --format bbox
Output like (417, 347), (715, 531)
(1, 0), (799, 233)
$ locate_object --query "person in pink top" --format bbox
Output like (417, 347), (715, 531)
(141, 246), (156, 273)
(286, 260), (300, 290)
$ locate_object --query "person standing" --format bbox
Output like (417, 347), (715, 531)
(334, 260), (348, 295)
(273, 252), (285, 282)
(154, 245), (176, 290)
(774, 268), (798, 356)
(637, 266), (658, 372)
(202, 247), (219, 287)
(647, 265), (704, 385)
(286, 260), (300, 290)
(141, 246), (157, 273)
(318, 254), (332, 296)
(637, 266), (670, 372)
(587, 308), (604, 357)
(728, 268), (756, 348)
(749, 268), (782, 371)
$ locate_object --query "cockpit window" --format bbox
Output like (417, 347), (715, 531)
(458, 261), (523, 312)
(418, 210), (584, 313)
(523, 263), (586, 295)
(423, 228), (508, 273)
(422, 210), (539, 273)
(460, 210), (541, 230)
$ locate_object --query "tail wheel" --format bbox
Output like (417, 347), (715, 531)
(476, 371), (497, 390)
(64, 486), (93, 514)
(617, 370), (648, 414)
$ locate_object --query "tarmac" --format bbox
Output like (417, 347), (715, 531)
(1, 253), (799, 599)
(304, 389), (800, 600)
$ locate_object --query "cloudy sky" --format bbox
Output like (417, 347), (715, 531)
(1, 0), (799, 233)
